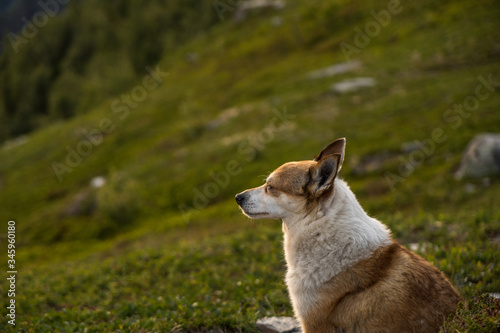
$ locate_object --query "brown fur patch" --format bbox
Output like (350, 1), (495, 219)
(267, 160), (342, 215)
(301, 242), (461, 333)
(268, 161), (315, 196)
(267, 161), (336, 216)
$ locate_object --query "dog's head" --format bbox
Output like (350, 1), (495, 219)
(235, 138), (346, 220)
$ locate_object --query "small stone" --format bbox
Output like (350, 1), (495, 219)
(90, 176), (106, 188)
(256, 317), (302, 333)
(455, 133), (500, 180)
(331, 77), (376, 94)
(401, 141), (423, 154)
(408, 242), (433, 253)
(489, 292), (500, 299)
(409, 243), (419, 252)
(2, 135), (28, 150)
(234, 0), (285, 22)
(307, 60), (362, 79)
(206, 104), (253, 130)
(464, 183), (476, 194)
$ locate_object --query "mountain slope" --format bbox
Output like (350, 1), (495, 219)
(0, 0), (499, 331)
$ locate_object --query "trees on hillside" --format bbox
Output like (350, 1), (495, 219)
(0, 0), (218, 142)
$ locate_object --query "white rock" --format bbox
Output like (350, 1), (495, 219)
(455, 133), (500, 179)
(240, 0), (285, 10)
(206, 104), (253, 130)
(307, 60), (362, 79)
(90, 176), (106, 188)
(234, 0), (285, 21)
(2, 135), (28, 150)
(489, 292), (500, 299)
(408, 242), (435, 253)
(331, 77), (376, 94)
(256, 317), (302, 333)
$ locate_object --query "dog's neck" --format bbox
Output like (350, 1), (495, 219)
(282, 178), (392, 286)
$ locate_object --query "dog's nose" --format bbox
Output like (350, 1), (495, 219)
(235, 193), (246, 205)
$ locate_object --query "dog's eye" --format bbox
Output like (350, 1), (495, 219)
(265, 184), (273, 192)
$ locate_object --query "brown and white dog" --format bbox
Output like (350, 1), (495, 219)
(235, 138), (461, 333)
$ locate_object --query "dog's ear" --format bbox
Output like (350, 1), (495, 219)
(314, 138), (346, 171)
(309, 154), (341, 197)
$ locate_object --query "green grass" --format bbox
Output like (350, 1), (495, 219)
(2, 207), (499, 332)
(1, 0), (500, 331)
(6, 226), (289, 332)
(441, 294), (500, 332)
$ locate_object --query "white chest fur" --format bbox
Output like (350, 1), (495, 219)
(282, 179), (392, 319)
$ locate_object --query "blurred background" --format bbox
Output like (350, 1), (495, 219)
(0, 0), (499, 331)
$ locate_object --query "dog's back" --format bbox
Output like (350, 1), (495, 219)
(283, 178), (461, 333)
(302, 241), (461, 333)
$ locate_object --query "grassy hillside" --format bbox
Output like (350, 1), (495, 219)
(1, 0), (500, 331)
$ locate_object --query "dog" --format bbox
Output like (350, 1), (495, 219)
(235, 138), (461, 333)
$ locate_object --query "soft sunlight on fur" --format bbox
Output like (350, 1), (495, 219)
(236, 138), (461, 333)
